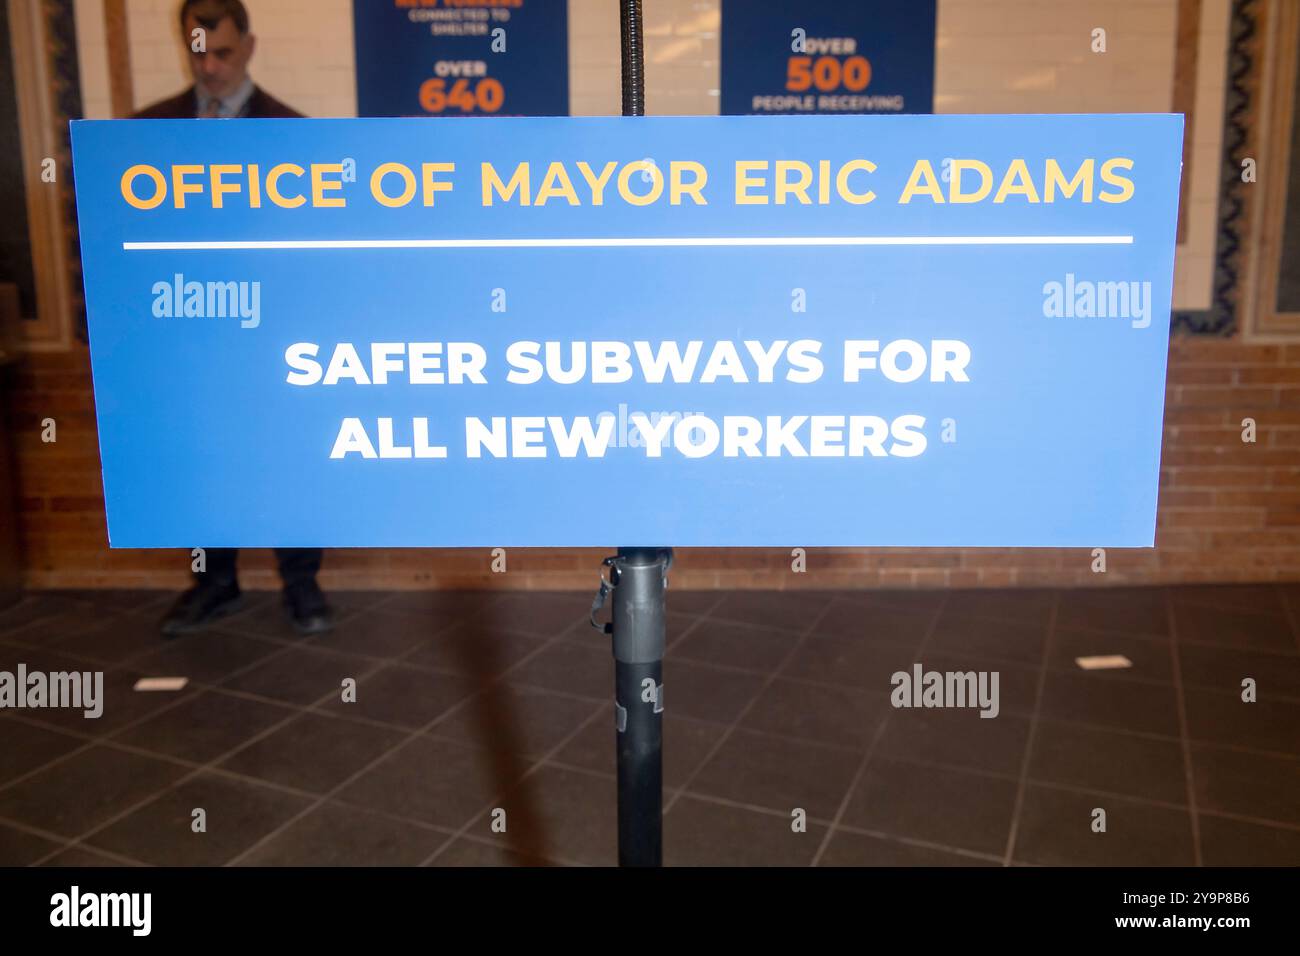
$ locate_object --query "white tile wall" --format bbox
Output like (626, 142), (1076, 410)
(73, 0), (112, 118)
(1177, 0), (1230, 311)
(75, 1), (1188, 121)
(75, 0), (1222, 307)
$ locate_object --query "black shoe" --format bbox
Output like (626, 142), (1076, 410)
(160, 581), (243, 637)
(284, 581), (334, 635)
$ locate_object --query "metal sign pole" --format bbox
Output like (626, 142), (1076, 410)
(601, 0), (669, 868)
(620, 0), (645, 117)
(606, 547), (669, 866)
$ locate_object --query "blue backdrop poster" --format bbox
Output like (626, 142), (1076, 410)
(70, 114), (1181, 548)
(721, 0), (936, 115)
(352, 0), (568, 117)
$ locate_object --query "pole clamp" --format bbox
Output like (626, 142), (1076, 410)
(589, 556), (619, 634)
(589, 549), (674, 635)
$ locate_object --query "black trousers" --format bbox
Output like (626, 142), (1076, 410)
(194, 548), (323, 590)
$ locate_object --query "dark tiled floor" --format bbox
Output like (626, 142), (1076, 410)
(0, 583), (1297, 866)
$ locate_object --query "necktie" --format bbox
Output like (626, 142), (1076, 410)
(199, 97), (222, 118)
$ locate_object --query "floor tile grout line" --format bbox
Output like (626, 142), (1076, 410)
(1167, 588), (1203, 867)
(0, 811), (152, 867)
(408, 592), (731, 865)
(1001, 589), (1060, 866)
(416, 700), (610, 867)
(289, 796), (463, 839)
(1181, 805), (1300, 836)
(661, 595), (843, 819)
(663, 592), (730, 655)
(0, 813), (77, 860)
(17, 647), (416, 759)
(2, 606), (330, 676)
(100, 740), (384, 803)
(347, 600), (520, 664)
(24, 651), (395, 866)
(651, 786), (1006, 863)
(0, 603), (536, 795)
(432, 827), (593, 868)
(39, 843), (152, 867)
(144, 602), (374, 662)
(1020, 773), (1190, 815)
(380, 600), (606, 672)
(6, 613), (405, 733)
(827, 821), (1006, 864)
(3, 591), (372, 670)
(327, 610), (619, 727)
(224, 617), (599, 868)
(1020, 777), (1299, 829)
(809, 592), (951, 868)
(149, 587), (447, 661)
(304, 676), (601, 729)
(1168, 598), (1295, 622)
(0, 639), (316, 798)
(677, 607), (818, 639)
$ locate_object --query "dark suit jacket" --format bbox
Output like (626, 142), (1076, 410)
(133, 84), (303, 119)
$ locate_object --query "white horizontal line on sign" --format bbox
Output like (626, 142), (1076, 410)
(123, 235), (1135, 251)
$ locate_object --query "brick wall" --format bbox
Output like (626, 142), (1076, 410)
(7, 337), (1298, 591)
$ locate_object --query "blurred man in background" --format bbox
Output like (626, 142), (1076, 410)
(135, 0), (332, 636)
(134, 0), (297, 119)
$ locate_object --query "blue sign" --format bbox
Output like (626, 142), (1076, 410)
(721, 0), (935, 115)
(352, 0), (568, 117)
(70, 114), (1181, 548)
